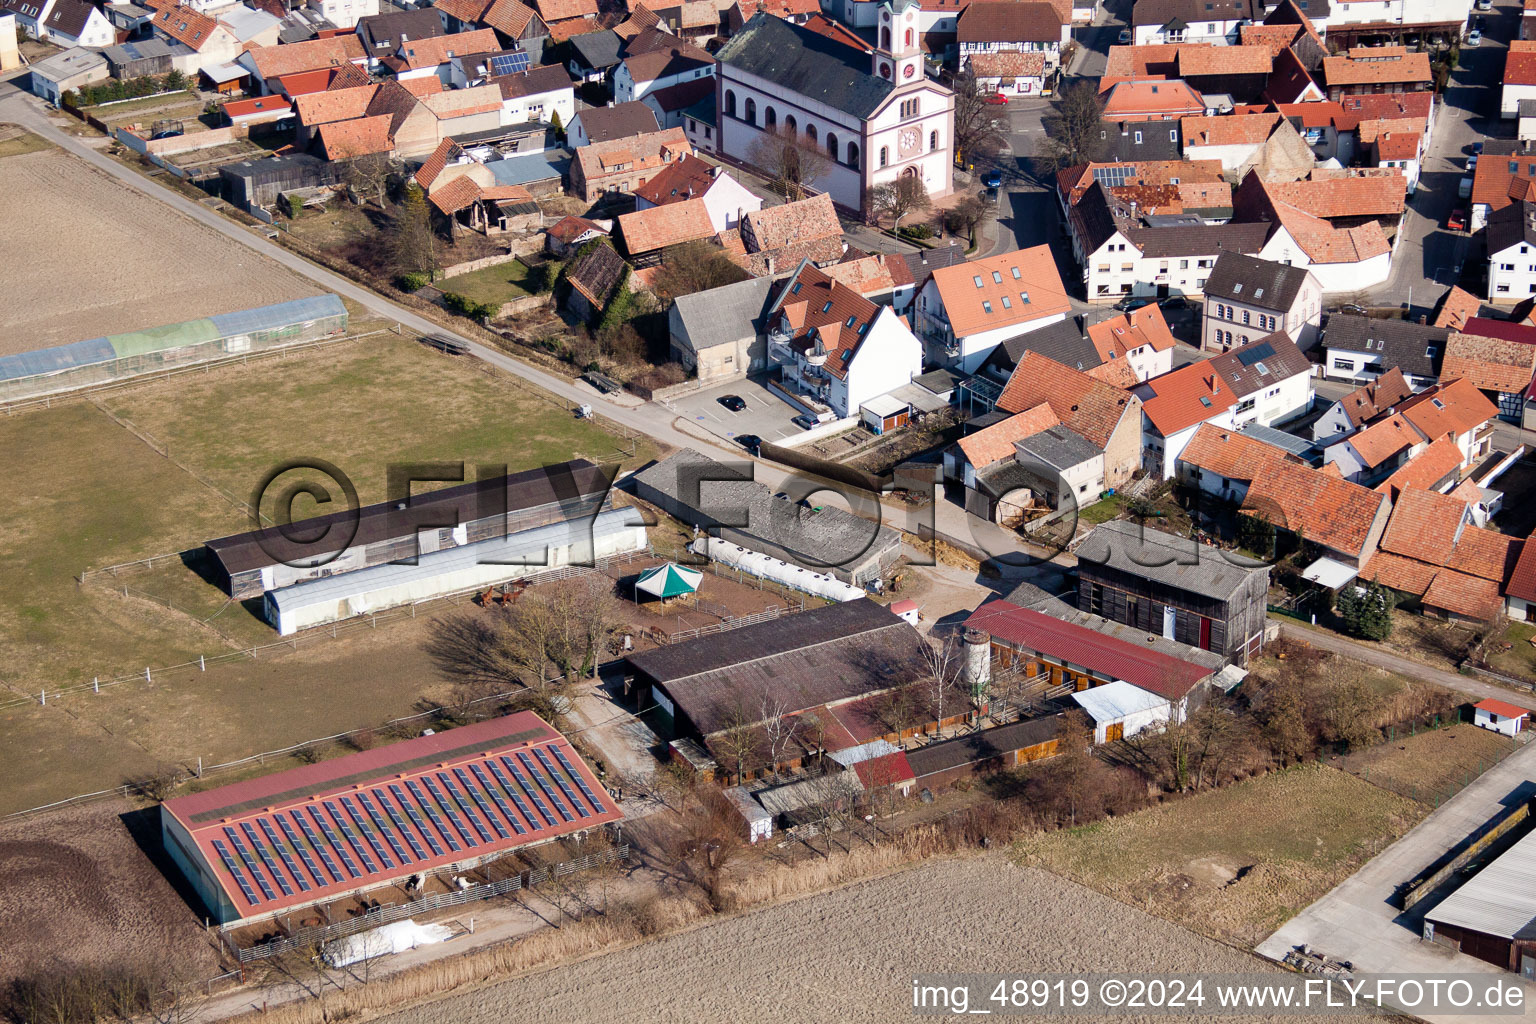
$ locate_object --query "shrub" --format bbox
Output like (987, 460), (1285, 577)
(898, 223), (934, 240)
(397, 270), (430, 292)
(1336, 580), (1395, 641)
(280, 192), (304, 219)
(443, 292), (500, 320)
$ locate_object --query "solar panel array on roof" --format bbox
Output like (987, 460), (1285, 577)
(489, 51), (529, 75)
(1235, 341), (1276, 366)
(1092, 164), (1136, 187)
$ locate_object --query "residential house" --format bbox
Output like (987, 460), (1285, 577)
(914, 245), (1072, 371)
(1181, 112), (1314, 175)
(1515, 43), (1536, 118)
(1359, 487), (1522, 621)
(956, 0), (1068, 75)
(355, 8), (442, 65)
(26, 45), (108, 103)
(966, 315), (1116, 404)
(822, 249), (913, 308)
(615, 196), (717, 265)
(735, 193), (847, 275)
(647, 0), (723, 43)
(714, 6), (956, 216)
(1320, 313), (1448, 388)
(893, 241), (967, 313)
(569, 125), (690, 201)
(1054, 157), (1229, 209)
(1102, 79), (1208, 122)
(533, 0), (598, 43)
(493, 63), (575, 128)
(1312, 365), (1416, 440)
(152, 4), (244, 77)
(1135, 332), (1313, 477)
(763, 260), (923, 421)
(1265, 45), (1326, 103)
(568, 100), (661, 146)
(1442, 331), (1536, 421)
(238, 34), (367, 94)
(1320, 46), (1432, 100)
(1318, 376), (1496, 483)
(1074, 520), (1272, 661)
(1371, 436), (1467, 501)
(379, 28), (500, 84)
(308, 0), (378, 30)
(1101, 42), (1278, 104)
(1201, 251), (1322, 352)
(1366, 125), (1423, 192)
(1234, 175), (1396, 293)
(1085, 304), (1178, 382)
(434, 0), (547, 53)
(40, 0), (112, 47)
(1503, 536), (1536, 620)
(563, 240), (630, 323)
(564, 28), (621, 83)
(545, 214), (609, 256)
(639, 72), (715, 130)
(1240, 455), (1392, 569)
(1318, 0), (1468, 47)
(1469, 141), (1536, 234)
(633, 154), (761, 231)
(944, 402), (1061, 517)
(1096, 118), (1186, 160)
(307, 80), (503, 159)
(1130, 0), (1258, 44)
(1065, 181), (1271, 303)
(669, 275), (776, 379)
(729, 0), (822, 30)
(1433, 285), (1482, 332)
(612, 35), (713, 104)
(1175, 420), (1301, 504)
(2, 0), (55, 41)
(995, 351), (1145, 488)
(1487, 201), (1536, 302)
(969, 51), (1048, 96)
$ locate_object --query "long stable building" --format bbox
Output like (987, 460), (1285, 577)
(160, 714), (621, 926)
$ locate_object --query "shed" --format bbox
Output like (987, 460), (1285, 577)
(1070, 680), (1170, 744)
(859, 393), (910, 435)
(220, 153), (336, 212)
(889, 598), (920, 626)
(719, 786), (773, 842)
(1473, 698), (1529, 737)
(101, 37), (177, 79)
(1424, 827), (1536, 973)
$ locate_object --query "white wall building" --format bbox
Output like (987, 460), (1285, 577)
(612, 46), (713, 104)
(1486, 200), (1536, 301)
(1472, 698), (1528, 736)
(914, 245), (1072, 371)
(1072, 680), (1172, 744)
(308, 0), (377, 30)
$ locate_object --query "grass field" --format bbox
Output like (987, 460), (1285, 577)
(437, 259), (538, 306)
(1337, 722), (1518, 804)
(0, 130), (52, 158)
(1483, 620), (1536, 680)
(1013, 765), (1425, 947)
(0, 336), (656, 813)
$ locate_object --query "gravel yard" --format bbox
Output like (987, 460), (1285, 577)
(0, 147), (318, 355)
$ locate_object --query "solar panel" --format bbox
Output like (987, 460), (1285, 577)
(241, 821), (296, 896)
(549, 745), (606, 815)
(455, 767), (514, 839)
(421, 776), (480, 848)
(358, 792), (415, 864)
(276, 814), (331, 888)
(1092, 164), (1135, 187)
(392, 783), (448, 856)
(533, 747), (590, 818)
(469, 763), (526, 836)
(324, 801), (381, 872)
(488, 51), (528, 75)
(340, 796), (396, 869)
(502, 755), (558, 826)
(487, 759), (543, 831)
(308, 807), (363, 878)
(1235, 341), (1275, 366)
(256, 819), (310, 893)
(371, 789), (430, 860)
(224, 828), (278, 901)
(212, 839), (263, 906)
(436, 772), (496, 844)
(517, 751), (575, 822)
(406, 779), (464, 852)
(289, 810), (345, 882)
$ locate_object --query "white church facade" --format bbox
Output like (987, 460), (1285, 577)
(713, 0), (955, 216)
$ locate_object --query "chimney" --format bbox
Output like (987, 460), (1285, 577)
(765, 255), (776, 275)
(712, 164), (722, 177)
(875, 251), (885, 266)
(1209, 375), (1220, 393)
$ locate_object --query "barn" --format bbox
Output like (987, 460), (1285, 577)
(264, 506), (648, 634)
(205, 460), (617, 599)
(159, 713), (622, 927)
(1070, 680), (1170, 744)
(1423, 828), (1536, 975)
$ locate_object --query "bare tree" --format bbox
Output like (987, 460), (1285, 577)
(651, 239), (751, 300)
(748, 124), (832, 201)
(867, 175), (932, 229)
(343, 152), (397, 210)
(1037, 81), (1108, 174)
(920, 630), (966, 740)
(946, 193), (989, 244)
(951, 72), (1010, 168)
(758, 690), (795, 781)
(424, 608), (529, 697)
(1045, 710), (1096, 826)
(391, 181), (438, 279)
(711, 702), (760, 785)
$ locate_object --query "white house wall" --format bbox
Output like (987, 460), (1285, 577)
(1184, 141), (1264, 171)
(1489, 239), (1536, 300)
(955, 311), (1068, 372)
(501, 86), (574, 128)
(842, 307), (924, 414)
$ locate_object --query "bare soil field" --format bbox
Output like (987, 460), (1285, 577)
(0, 146), (319, 353)
(1013, 764), (1426, 948)
(0, 799), (219, 988)
(373, 855), (1344, 1024)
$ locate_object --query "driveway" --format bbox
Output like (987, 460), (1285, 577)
(1255, 739), (1536, 1023)
(663, 375), (808, 446)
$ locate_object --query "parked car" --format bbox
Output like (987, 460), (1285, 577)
(1117, 27), (1131, 42)
(1467, 26), (1482, 44)
(983, 168), (1004, 188)
(718, 394), (747, 412)
(791, 414), (818, 429)
(1472, 141), (1484, 155)
(1157, 295), (1188, 312)
(984, 92), (1009, 105)
(1448, 208), (1467, 231)
(1113, 295), (1156, 312)
(735, 433), (762, 454)
(420, 333), (469, 356)
(1475, 0), (1491, 10)
(1459, 176), (1474, 199)
(1468, 154), (1479, 171)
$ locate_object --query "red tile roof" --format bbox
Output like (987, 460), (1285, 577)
(316, 113), (394, 158)
(1422, 569), (1504, 620)
(1241, 459), (1387, 558)
(997, 351), (1135, 449)
(1137, 361), (1237, 436)
(1347, 413), (1418, 468)
(223, 95), (292, 119)
(1177, 423), (1291, 479)
(1475, 697), (1530, 719)
(547, 214), (607, 243)
(1086, 303), (1177, 362)
(244, 35), (365, 80)
(741, 193), (842, 253)
(970, 50), (1048, 80)
(1323, 48), (1432, 87)
(294, 84), (376, 126)
(1462, 316), (1536, 344)
(1373, 437), (1463, 501)
(766, 262), (885, 382)
(1396, 377), (1498, 440)
(1380, 486), (1468, 566)
(963, 600), (1213, 701)
(852, 750), (916, 787)
(632, 153), (719, 207)
(1433, 286), (1482, 331)
(1443, 333), (1536, 394)
(1359, 549), (1440, 595)
(617, 196), (716, 253)
(929, 245), (1071, 339)
(1270, 199), (1391, 264)
(1508, 49), (1536, 87)
(1504, 530), (1536, 603)
(1102, 79), (1206, 119)
(1337, 366), (1413, 428)
(536, 0), (597, 21)
(1263, 171), (1408, 217)
(1183, 112), (1279, 147)
(955, 404), (1060, 468)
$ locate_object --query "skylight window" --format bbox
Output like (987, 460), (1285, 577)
(1011, 267), (1021, 279)
(1232, 282), (1243, 293)
(992, 271), (1003, 284)
(1001, 295), (1012, 309)
(983, 301), (993, 314)
(822, 301), (833, 313)
(1199, 396), (1212, 407)
(1254, 287), (1264, 298)
(1020, 292), (1030, 304)
(845, 315), (857, 328)
(973, 275), (984, 288)
(1432, 398), (1445, 409)
(791, 282), (802, 294)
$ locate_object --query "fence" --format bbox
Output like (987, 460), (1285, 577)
(227, 843), (629, 963)
(659, 606), (784, 644)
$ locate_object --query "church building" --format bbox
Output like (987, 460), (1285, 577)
(713, 0), (955, 216)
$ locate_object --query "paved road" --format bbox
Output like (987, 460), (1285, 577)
(1275, 622), (1536, 705)
(1255, 736), (1536, 1022)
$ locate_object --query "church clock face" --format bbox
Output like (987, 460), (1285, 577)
(903, 62), (915, 79)
(898, 127), (920, 157)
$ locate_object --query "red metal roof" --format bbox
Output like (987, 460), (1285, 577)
(1462, 317), (1536, 345)
(1475, 698), (1530, 720)
(853, 750), (915, 787)
(161, 713), (620, 919)
(962, 600), (1212, 700)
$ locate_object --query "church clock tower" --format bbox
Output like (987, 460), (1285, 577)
(872, 0), (923, 85)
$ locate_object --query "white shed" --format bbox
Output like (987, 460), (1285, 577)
(1473, 698), (1529, 737)
(1071, 680), (1170, 744)
(720, 786), (773, 843)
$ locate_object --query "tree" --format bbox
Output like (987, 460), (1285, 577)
(344, 152), (396, 210)
(712, 702), (761, 786)
(920, 630), (967, 741)
(1037, 81), (1107, 174)
(1045, 710), (1097, 826)
(946, 194), (988, 244)
(1237, 510), (1277, 559)
(550, 108), (565, 140)
(867, 175), (931, 229)
(391, 181), (438, 281)
(1252, 671), (1314, 762)
(1336, 580), (1395, 641)
(163, 69), (187, 92)
(758, 690), (794, 781)
(950, 72), (1009, 168)
(650, 238), (750, 300)
(747, 124), (832, 201)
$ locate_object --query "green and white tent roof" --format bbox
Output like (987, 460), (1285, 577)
(636, 562), (702, 599)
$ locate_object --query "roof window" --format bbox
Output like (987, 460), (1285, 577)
(992, 271), (1002, 284)
(1254, 287), (1264, 298)
(1232, 282), (1242, 293)
(822, 301), (832, 313)
(1001, 295), (1012, 308)
(791, 281), (801, 294)
(845, 315), (857, 328)
(1020, 291), (1029, 304)
(1011, 267), (1021, 279)
(1432, 398), (1445, 409)
(973, 275), (984, 288)
(983, 301), (993, 314)
(1199, 395), (1212, 407)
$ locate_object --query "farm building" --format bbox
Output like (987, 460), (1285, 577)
(631, 449), (902, 585)
(205, 459), (617, 599)
(220, 153), (335, 212)
(904, 714), (1064, 790)
(0, 294), (348, 404)
(159, 713), (622, 927)
(264, 506), (648, 634)
(1424, 827), (1536, 974)
(1071, 679), (1170, 744)
(1473, 698), (1529, 737)
(102, 38), (179, 79)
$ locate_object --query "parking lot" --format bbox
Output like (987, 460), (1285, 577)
(663, 374), (810, 447)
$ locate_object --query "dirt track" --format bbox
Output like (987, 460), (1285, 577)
(377, 855), (1341, 1024)
(0, 148), (318, 355)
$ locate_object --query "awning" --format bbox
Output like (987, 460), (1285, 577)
(1302, 556), (1359, 590)
(888, 380), (950, 414)
(636, 562), (702, 599)
(861, 393), (909, 418)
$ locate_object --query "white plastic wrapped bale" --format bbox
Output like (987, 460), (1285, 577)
(689, 537), (865, 602)
(322, 920), (453, 968)
(265, 507), (648, 635)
